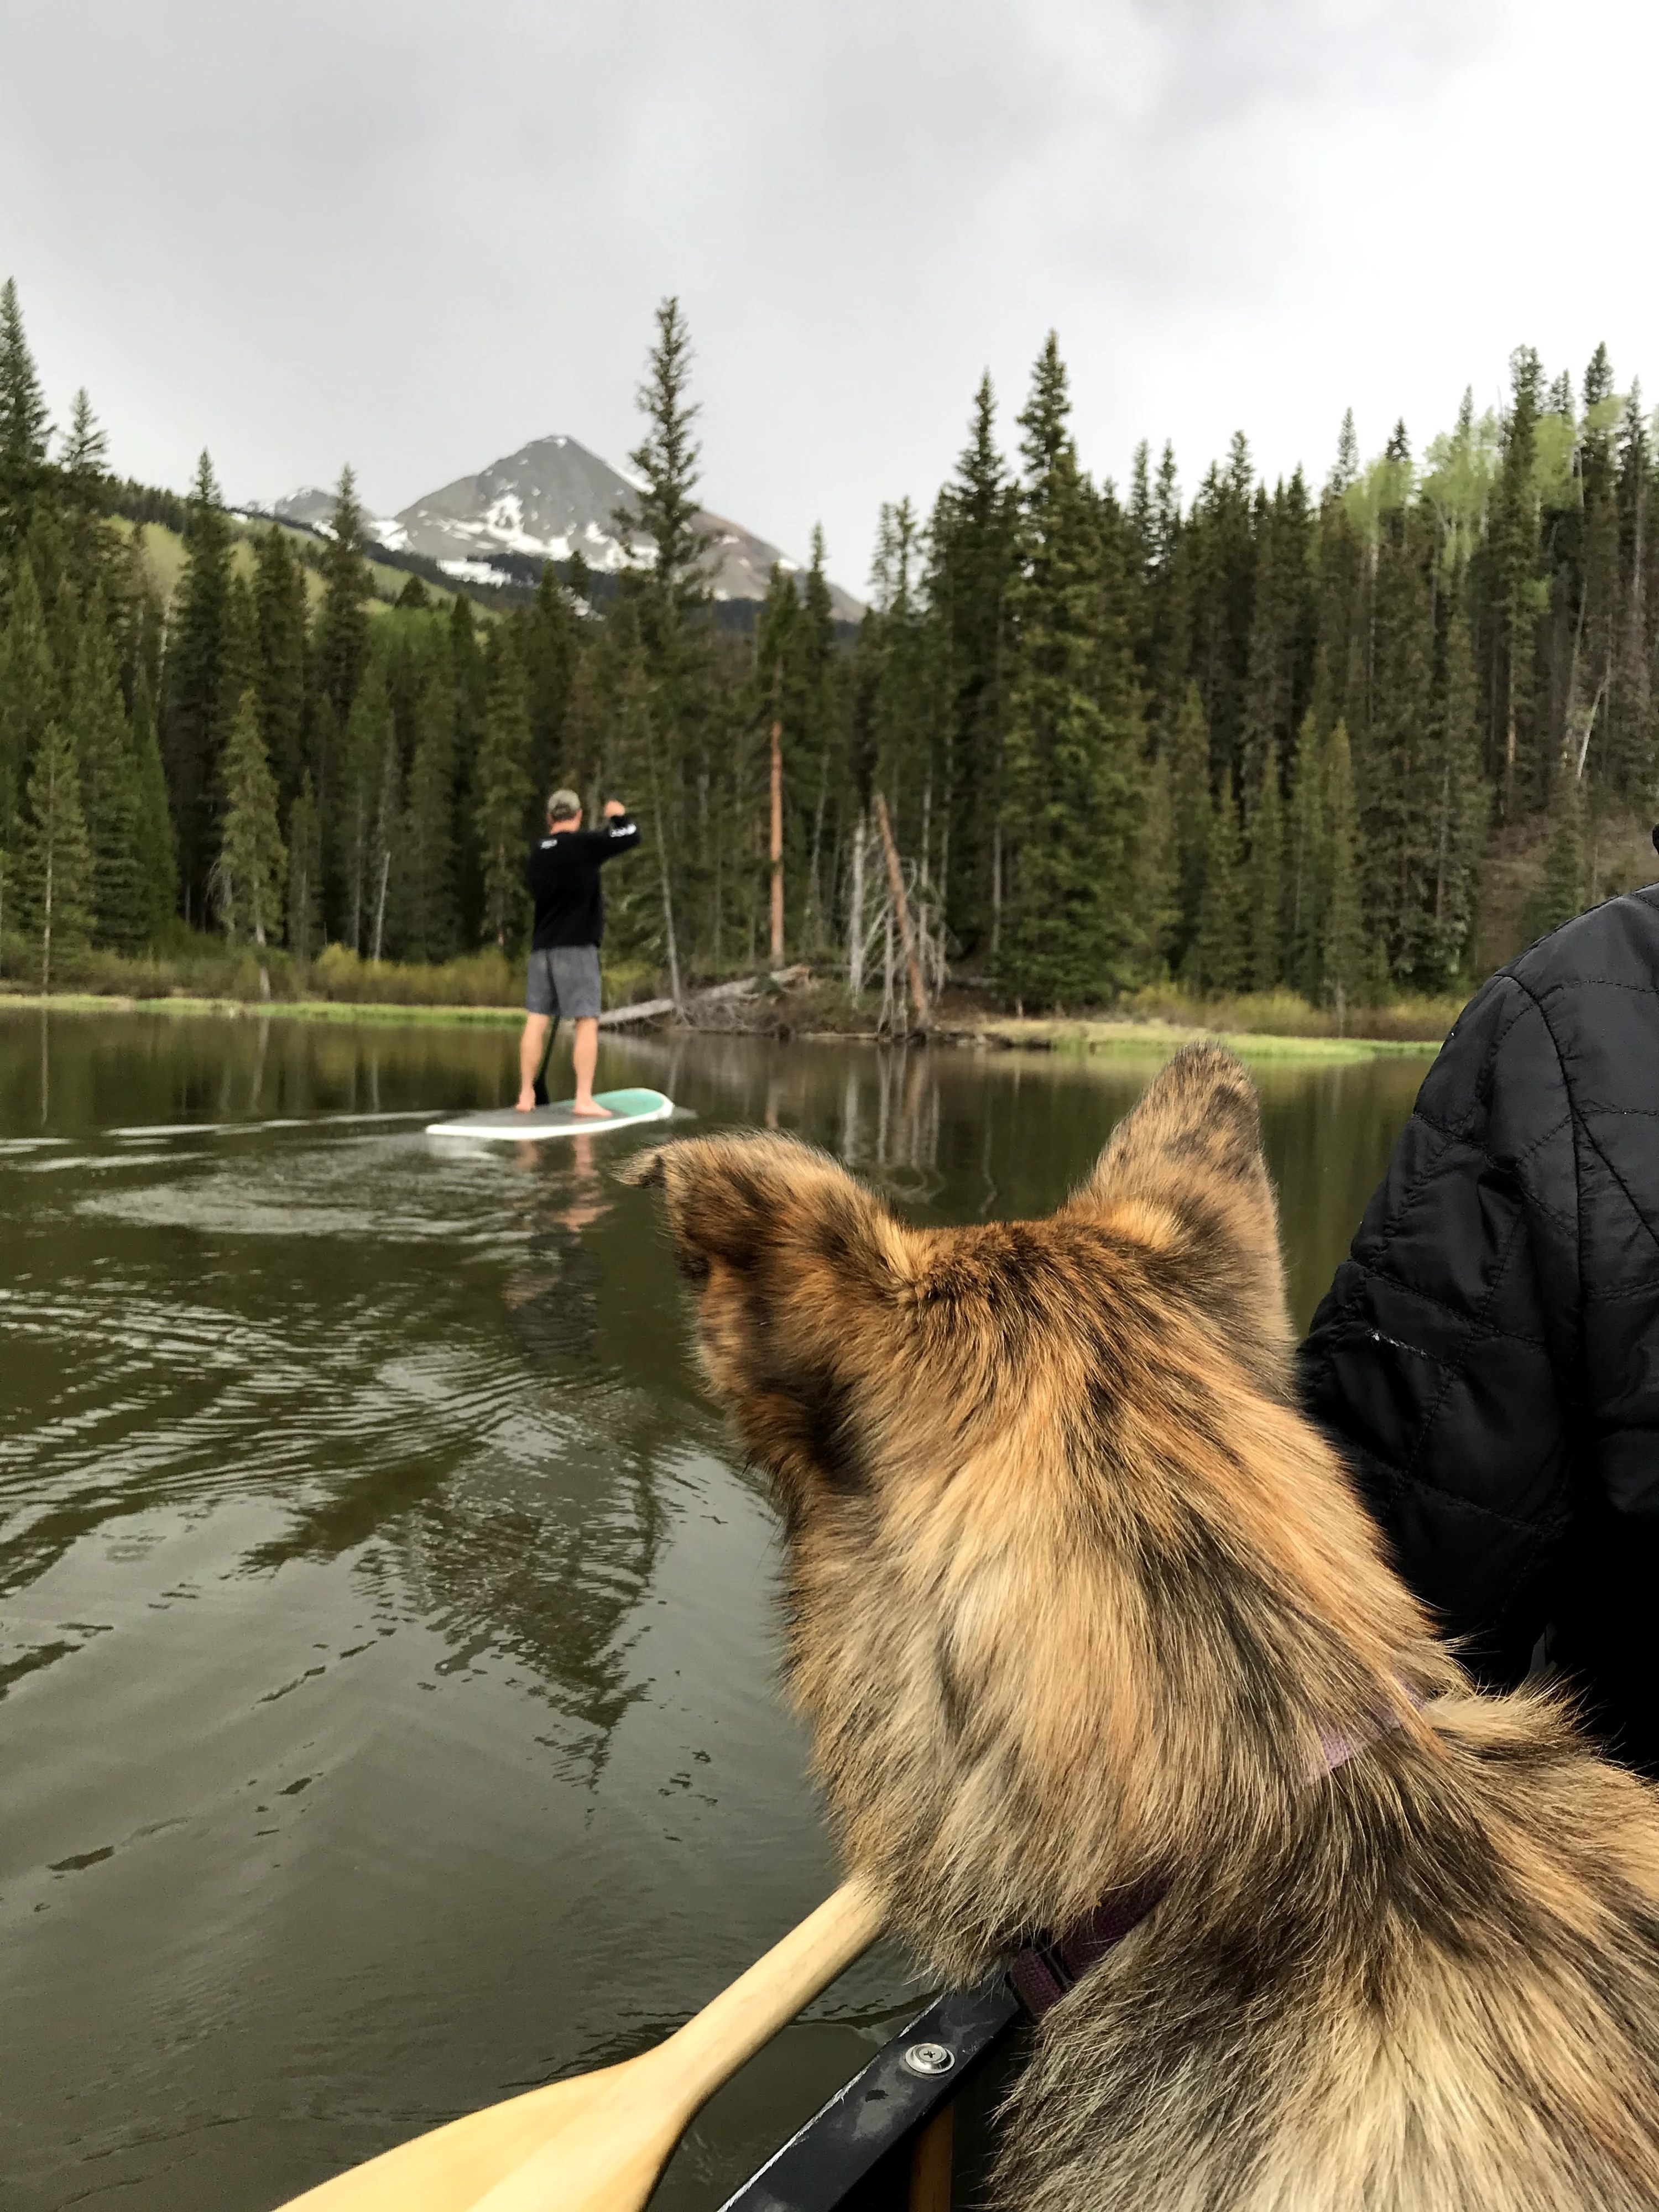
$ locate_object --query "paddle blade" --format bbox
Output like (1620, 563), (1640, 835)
(271, 2061), (664, 2212)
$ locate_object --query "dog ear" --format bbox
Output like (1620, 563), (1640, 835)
(618, 1131), (912, 1296)
(1072, 1045), (1290, 1380)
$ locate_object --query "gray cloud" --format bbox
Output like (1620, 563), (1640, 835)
(0, 0), (1645, 593)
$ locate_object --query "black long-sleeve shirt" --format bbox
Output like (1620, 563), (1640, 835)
(525, 814), (640, 949)
(1300, 886), (1659, 1773)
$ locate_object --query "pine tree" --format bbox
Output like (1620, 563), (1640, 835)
(400, 671), (458, 962)
(1284, 711), (1328, 998)
(999, 334), (1146, 1006)
(1185, 785), (1243, 995)
(1245, 745), (1283, 990)
(796, 524), (840, 948)
(1165, 681), (1212, 967)
(312, 466), (372, 728)
(0, 557), (55, 968)
(0, 278), (51, 554)
(622, 296), (709, 613)
(1525, 779), (1588, 940)
(448, 595), (487, 938)
(20, 719), (92, 989)
(1321, 720), (1365, 1022)
(617, 298), (711, 1001)
(338, 661), (390, 954)
(931, 372), (1015, 958)
(1486, 347), (1548, 815)
(160, 452), (234, 920)
(367, 705), (400, 963)
(129, 666), (176, 943)
(286, 770), (323, 964)
(253, 524), (307, 807)
(523, 560), (579, 808)
(213, 687), (287, 990)
(68, 601), (147, 948)
(473, 628), (533, 948)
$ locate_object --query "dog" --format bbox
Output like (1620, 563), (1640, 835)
(620, 1045), (1659, 2209)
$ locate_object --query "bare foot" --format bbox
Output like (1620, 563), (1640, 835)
(515, 1090), (536, 1113)
(571, 1101), (613, 1118)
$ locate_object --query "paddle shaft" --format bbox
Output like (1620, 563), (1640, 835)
(274, 1878), (884, 2212)
(531, 1014), (560, 1108)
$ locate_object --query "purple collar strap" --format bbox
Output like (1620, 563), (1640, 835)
(1010, 1698), (1417, 2020)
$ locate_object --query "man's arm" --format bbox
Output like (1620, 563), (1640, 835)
(596, 800), (640, 860)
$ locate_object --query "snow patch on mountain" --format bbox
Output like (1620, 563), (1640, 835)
(276, 436), (861, 618)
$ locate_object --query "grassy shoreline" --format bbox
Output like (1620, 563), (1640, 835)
(0, 992), (1447, 1062)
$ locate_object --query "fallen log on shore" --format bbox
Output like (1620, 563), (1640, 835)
(598, 966), (810, 1028)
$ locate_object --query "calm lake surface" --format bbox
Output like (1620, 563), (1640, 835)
(0, 1009), (1436, 2211)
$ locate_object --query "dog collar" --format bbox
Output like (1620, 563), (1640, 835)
(1009, 1698), (1418, 2019)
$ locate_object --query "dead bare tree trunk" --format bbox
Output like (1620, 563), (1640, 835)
(847, 810), (868, 997)
(875, 791), (930, 1034)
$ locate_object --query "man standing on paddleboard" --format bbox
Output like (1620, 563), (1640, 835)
(517, 786), (641, 1117)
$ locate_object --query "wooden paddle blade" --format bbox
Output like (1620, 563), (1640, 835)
(272, 2064), (646, 2212)
(270, 1882), (884, 2212)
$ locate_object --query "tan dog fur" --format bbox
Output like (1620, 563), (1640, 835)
(621, 1046), (1659, 2209)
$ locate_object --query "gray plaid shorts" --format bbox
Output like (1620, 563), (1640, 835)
(525, 944), (602, 1020)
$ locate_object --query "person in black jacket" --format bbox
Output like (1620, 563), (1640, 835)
(1300, 881), (1659, 1775)
(515, 787), (640, 1115)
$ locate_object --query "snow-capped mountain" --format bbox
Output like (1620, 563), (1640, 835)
(276, 435), (862, 618)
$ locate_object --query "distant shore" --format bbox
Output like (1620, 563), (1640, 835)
(0, 987), (1449, 1062)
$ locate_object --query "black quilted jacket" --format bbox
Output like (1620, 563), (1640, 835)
(1300, 886), (1659, 1775)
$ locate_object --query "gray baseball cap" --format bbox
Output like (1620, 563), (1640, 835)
(546, 787), (582, 820)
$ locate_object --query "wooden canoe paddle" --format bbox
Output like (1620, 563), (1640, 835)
(274, 1878), (885, 2212)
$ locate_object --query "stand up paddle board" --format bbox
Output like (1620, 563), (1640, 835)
(426, 1088), (675, 1141)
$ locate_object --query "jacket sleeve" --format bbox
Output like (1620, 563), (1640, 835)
(1298, 974), (1581, 1687)
(595, 813), (640, 862)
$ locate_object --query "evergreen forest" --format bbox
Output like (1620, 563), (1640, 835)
(0, 275), (1651, 1016)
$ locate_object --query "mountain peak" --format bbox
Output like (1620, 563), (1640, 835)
(280, 436), (860, 617)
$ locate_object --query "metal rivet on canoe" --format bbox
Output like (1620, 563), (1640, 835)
(901, 2040), (956, 2077)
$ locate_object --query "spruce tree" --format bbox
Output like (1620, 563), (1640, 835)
(129, 666), (176, 943)
(1525, 780), (1588, 940)
(1185, 786), (1243, 996)
(400, 671), (458, 962)
(1486, 347), (1547, 816)
(523, 560), (579, 807)
(0, 557), (55, 967)
(253, 525), (307, 807)
(473, 627), (533, 949)
(20, 719), (92, 989)
(999, 333), (1146, 1006)
(312, 466), (372, 728)
(0, 278), (51, 554)
(1321, 720), (1365, 1022)
(286, 770), (323, 964)
(622, 296), (709, 612)
(1284, 711), (1328, 998)
(931, 372), (1015, 958)
(1245, 748), (1283, 990)
(69, 602), (147, 948)
(338, 660), (390, 953)
(449, 594), (487, 937)
(213, 687), (287, 990)
(1165, 681), (1212, 968)
(796, 524), (840, 948)
(160, 452), (234, 920)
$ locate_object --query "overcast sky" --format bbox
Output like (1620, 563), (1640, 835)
(2, 1), (1653, 595)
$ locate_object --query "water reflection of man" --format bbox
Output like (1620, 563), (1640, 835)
(517, 788), (640, 1117)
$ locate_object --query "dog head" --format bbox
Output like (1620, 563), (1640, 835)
(620, 1046), (1425, 1957)
(618, 1045), (1291, 1522)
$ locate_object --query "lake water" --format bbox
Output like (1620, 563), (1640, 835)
(0, 1009), (1436, 2211)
